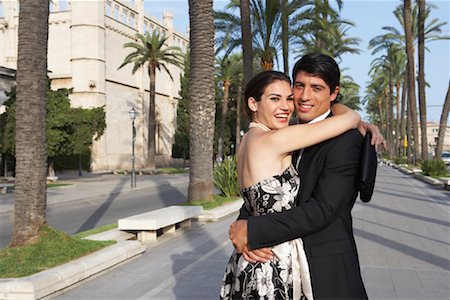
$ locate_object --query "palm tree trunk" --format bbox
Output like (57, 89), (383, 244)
(417, 0), (428, 160)
(388, 81), (395, 157)
(435, 82), (450, 158)
(404, 0), (420, 163)
(12, 0), (49, 247)
(218, 80), (230, 161)
(235, 83), (242, 149)
(188, 0), (216, 202)
(395, 81), (401, 157)
(281, 0), (289, 76)
(240, 0), (253, 86)
(399, 76), (407, 157)
(377, 96), (384, 127)
(406, 105), (413, 164)
(147, 65), (156, 169)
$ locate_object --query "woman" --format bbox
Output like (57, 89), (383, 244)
(220, 71), (361, 299)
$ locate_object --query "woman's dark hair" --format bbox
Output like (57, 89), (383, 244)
(292, 53), (340, 95)
(243, 71), (291, 120)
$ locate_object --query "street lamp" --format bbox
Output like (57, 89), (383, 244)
(129, 107), (138, 188)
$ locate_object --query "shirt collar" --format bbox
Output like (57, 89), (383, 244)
(308, 109), (331, 124)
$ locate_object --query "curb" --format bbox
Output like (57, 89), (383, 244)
(195, 199), (243, 222)
(387, 162), (447, 188)
(413, 173), (445, 187)
(0, 241), (145, 300)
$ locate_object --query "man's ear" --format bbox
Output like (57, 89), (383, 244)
(248, 97), (258, 112)
(330, 86), (340, 102)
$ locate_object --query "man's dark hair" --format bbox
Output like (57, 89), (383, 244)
(292, 53), (340, 95)
(243, 70), (291, 120)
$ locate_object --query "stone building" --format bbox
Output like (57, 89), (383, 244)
(419, 122), (450, 156)
(0, 0), (188, 172)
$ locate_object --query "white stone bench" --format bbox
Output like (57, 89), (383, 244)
(0, 183), (13, 194)
(118, 205), (203, 242)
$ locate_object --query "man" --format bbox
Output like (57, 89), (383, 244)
(230, 53), (373, 299)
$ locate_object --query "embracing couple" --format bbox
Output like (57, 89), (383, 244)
(220, 53), (383, 300)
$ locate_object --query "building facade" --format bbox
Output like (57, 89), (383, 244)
(419, 122), (450, 156)
(0, 0), (188, 172)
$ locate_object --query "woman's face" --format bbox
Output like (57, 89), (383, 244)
(250, 80), (294, 130)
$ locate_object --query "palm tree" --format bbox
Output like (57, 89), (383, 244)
(279, 0), (309, 75)
(240, 0), (253, 85)
(404, 0), (420, 162)
(216, 54), (242, 161)
(188, 0), (216, 202)
(417, 0), (427, 160)
(435, 81), (450, 159)
(119, 31), (182, 169)
(215, 0), (282, 71)
(281, 0), (289, 75)
(251, 0), (282, 70)
(368, 40), (406, 157)
(338, 79), (360, 111)
(379, 3), (449, 160)
(12, 0), (50, 247)
(291, 8), (360, 61)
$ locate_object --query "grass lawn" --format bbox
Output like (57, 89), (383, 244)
(74, 223), (118, 239)
(183, 194), (241, 210)
(0, 225), (115, 278)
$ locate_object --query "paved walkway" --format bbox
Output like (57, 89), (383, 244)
(50, 165), (449, 300)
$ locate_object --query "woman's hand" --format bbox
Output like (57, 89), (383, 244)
(358, 121), (387, 150)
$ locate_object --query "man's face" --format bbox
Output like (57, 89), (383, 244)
(293, 71), (340, 123)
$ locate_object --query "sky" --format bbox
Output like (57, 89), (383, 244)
(144, 0), (449, 123)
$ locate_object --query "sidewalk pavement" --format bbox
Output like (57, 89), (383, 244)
(47, 164), (450, 300)
(0, 171), (189, 214)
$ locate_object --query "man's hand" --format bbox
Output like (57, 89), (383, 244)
(229, 220), (248, 253)
(229, 220), (274, 263)
(358, 122), (387, 150)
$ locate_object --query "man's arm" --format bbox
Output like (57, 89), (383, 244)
(243, 130), (361, 250)
(237, 203), (251, 220)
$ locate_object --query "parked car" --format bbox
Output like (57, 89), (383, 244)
(441, 152), (450, 165)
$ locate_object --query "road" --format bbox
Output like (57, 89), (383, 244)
(0, 174), (189, 248)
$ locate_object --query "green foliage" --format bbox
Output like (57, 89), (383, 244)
(420, 159), (449, 177)
(0, 86), (106, 171)
(393, 157), (407, 165)
(0, 225), (115, 278)
(53, 153), (91, 171)
(213, 156), (239, 197)
(338, 72), (361, 110)
(183, 194), (240, 210)
(118, 31), (183, 77)
(0, 88), (16, 155)
(172, 53), (190, 160)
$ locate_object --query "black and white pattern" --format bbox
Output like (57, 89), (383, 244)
(220, 165), (309, 300)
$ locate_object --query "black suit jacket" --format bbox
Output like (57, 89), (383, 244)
(238, 129), (368, 300)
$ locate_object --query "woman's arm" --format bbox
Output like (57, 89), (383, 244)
(262, 104), (360, 155)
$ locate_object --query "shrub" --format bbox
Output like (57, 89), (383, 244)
(420, 159), (448, 177)
(393, 157), (407, 165)
(213, 156), (239, 197)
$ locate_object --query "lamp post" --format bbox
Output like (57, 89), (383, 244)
(129, 107), (137, 188)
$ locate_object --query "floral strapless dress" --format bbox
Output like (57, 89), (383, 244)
(220, 165), (313, 300)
